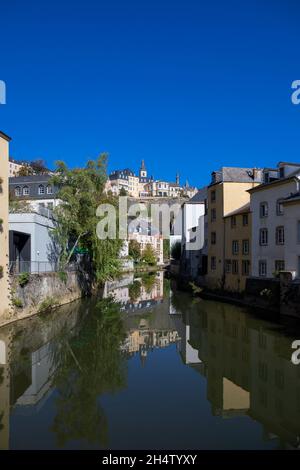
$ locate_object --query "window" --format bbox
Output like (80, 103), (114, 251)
(275, 260), (285, 272)
(243, 214), (248, 226)
(211, 232), (216, 245)
(231, 216), (236, 228)
(211, 208), (216, 222)
(210, 256), (216, 270)
(15, 186), (21, 197)
(259, 260), (267, 277)
(260, 202), (268, 218)
(38, 185), (45, 195)
(242, 239), (249, 255)
(211, 190), (216, 202)
(46, 185), (53, 195)
(276, 199), (284, 216)
(232, 240), (239, 255)
(225, 260), (231, 273)
(23, 186), (29, 196)
(242, 260), (250, 276)
(275, 226), (284, 245)
(259, 228), (268, 246)
(232, 260), (239, 274)
(279, 167), (285, 178)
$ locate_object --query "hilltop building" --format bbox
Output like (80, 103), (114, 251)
(107, 160), (197, 199)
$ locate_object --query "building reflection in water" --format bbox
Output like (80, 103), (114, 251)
(1, 273), (300, 449)
(170, 290), (300, 449)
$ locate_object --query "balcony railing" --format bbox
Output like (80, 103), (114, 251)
(9, 260), (78, 275)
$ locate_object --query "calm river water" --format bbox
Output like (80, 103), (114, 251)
(0, 271), (300, 450)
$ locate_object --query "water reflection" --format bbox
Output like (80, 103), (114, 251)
(0, 273), (300, 449)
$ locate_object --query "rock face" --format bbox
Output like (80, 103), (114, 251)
(2, 271), (94, 327)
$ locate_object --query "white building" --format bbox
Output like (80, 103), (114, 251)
(282, 194), (300, 277)
(249, 162), (300, 278)
(9, 209), (59, 273)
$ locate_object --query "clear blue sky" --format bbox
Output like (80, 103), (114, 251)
(1, 0), (300, 187)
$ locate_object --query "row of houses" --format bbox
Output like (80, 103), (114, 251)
(179, 162), (300, 293)
(106, 159), (198, 199)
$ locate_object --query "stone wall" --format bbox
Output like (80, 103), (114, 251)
(1, 270), (94, 327)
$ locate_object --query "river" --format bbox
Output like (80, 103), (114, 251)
(0, 271), (300, 450)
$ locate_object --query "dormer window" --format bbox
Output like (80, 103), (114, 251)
(15, 186), (21, 197)
(38, 185), (45, 195)
(23, 186), (29, 196)
(279, 167), (285, 178)
(47, 185), (53, 195)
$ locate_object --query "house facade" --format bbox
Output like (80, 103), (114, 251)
(206, 167), (263, 290)
(249, 163), (300, 278)
(0, 131), (11, 317)
(223, 204), (251, 292)
(282, 194), (300, 277)
(9, 174), (59, 211)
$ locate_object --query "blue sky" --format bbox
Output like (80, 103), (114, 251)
(1, 0), (300, 187)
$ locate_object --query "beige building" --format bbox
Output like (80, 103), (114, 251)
(0, 131), (11, 317)
(223, 204), (251, 292)
(206, 167), (262, 291)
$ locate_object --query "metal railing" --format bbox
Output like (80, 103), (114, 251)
(9, 260), (78, 275)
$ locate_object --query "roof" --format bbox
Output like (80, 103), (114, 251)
(9, 174), (52, 184)
(278, 162), (300, 167)
(0, 131), (11, 142)
(224, 203), (250, 218)
(211, 167), (263, 185)
(248, 171), (300, 193)
(187, 187), (207, 204)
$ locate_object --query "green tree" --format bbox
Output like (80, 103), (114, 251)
(163, 239), (170, 261)
(119, 187), (128, 196)
(51, 154), (123, 283)
(129, 239), (141, 262)
(142, 243), (157, 266)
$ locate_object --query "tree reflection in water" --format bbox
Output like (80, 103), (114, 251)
(50, 298), (127, 448)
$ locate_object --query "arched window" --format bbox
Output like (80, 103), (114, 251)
(38, 185), (45, 195)
(46, 185), (53, 195)
(15, 186), (21, 197)
(23, 186), (29, 196)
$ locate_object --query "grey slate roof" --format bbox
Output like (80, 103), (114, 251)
(188, 187), (207, 203)
(211, 167), (263, 185)
(9, 174), (58, 200)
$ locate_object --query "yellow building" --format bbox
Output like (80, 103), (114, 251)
(223, 204), (251, 292)
(206, 167), (262, 291)
(0, 131), (11, 317)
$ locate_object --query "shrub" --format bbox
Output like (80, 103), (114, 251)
(18, 272), (30, 287)
(129, 240), (141, 262)
(58, 271), (67, 284)
(38, 296), (59, 313)
(142, 244), (157, 266)
(12, 297), (23, 308)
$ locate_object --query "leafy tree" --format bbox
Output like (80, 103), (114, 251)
(30, 159), (49, 174)
(129, 239), (141, 262)
(163, 239), (170, 261)
(51, 154), (123, 283)
(142, 243), (157, 266)
(171, 241), (181, 261)
(119, 187), (128, 196)
(17, 164), (33, 176)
